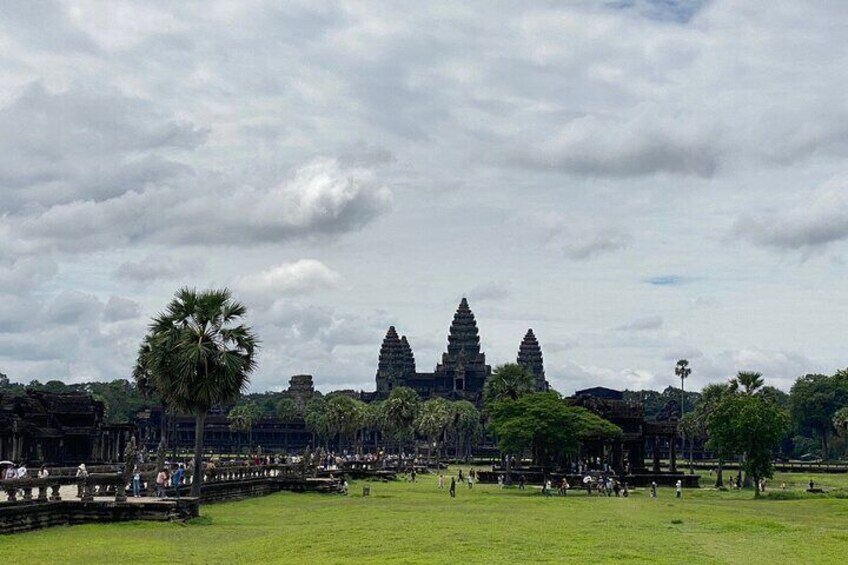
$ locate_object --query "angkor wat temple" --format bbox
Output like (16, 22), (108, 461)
(373, 298), (549, 404)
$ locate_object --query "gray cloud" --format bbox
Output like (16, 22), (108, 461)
(466, 281), (510, 302)
(0, 83), (203, 212)
(115, 254), (204, 283)
(615, 315), (664, 332)
(102, 296), (141, 322)
(734, 178), (848, 251)
(562, 230), (631, 260)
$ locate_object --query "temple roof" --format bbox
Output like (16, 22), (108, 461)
(517, 328), (546, 390)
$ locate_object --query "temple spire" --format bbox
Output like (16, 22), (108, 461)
(376, 326), (407, 394)
(517, 328), (547, 391)
(443, 297), (481, 363)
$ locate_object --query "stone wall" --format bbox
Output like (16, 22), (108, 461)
(0, 499), (198, 535)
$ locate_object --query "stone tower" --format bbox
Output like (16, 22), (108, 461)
(435, 298), (491, 392)
(517, 328), (548, 391)
(376, 326), (412, 394)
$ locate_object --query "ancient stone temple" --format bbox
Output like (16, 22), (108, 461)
(517, 328), (548, 391)
(0, 390), (131, 465)
(374, 298), (493, 403)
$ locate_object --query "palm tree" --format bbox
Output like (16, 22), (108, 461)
(228, 401), (262, 455)
(383, 387), (420, 470)
(275, 398), (298, 452)
(483, 363), (535, 409)
(135, 287), (259, 498)
(324, 395), (366, 452)
(415, 398), (454, 467)
(730, 371), (764, 395)
(450, 400), (482, 461)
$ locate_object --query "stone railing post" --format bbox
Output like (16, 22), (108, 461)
(115, 479), (128, 502)
(80, 478), (94, 502)
(50, 483), (62, 501)
(37, 482), (49, 501)
(22, 485), (33, 501)
(4, 483), (17, 502)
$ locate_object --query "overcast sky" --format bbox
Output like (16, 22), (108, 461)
(2, 0), (847, 395)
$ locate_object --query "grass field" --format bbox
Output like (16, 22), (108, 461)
(3, 470), (848, 564)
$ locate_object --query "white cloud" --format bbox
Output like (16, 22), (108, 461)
(236, 259), (341, 297)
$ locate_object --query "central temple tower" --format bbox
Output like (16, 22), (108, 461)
(434, 298), (491, 393)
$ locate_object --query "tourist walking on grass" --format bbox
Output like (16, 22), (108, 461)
(518, 475), (526, 490)
(468, 474), (473, 489)
(449, 477), (456, 498)
(675, 480), (682, 498)
(498, 474), (504, 488)
(438, 474), (445, 489)
(650, 481), (657, 498)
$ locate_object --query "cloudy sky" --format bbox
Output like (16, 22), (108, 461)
(2, 0), (847, 395)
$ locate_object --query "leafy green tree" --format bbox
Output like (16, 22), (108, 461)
(489, 392), (620, 472)
(709, 383), (789, 497)
(415, 398), (454, 466)
(228, 401), (262, 454)
(834, 407), (848, 458)
(383, 386), (421, 467)
(135, 287), (259, 498)
(696, 382), (732, 487)
(790, 373), (848, 457)
(483, 363), (535, 410)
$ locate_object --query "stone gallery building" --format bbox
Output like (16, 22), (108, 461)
(0, 390), (133, 465)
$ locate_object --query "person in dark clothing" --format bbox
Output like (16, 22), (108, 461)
(449, 477), (456, 498)
(519, 475), (526, 489)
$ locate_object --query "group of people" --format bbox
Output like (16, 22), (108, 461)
(2, 462), (50, 481)
(153, 463), (186, 498)
(580, 474), (630, 497)
(436, 468), (478, 497)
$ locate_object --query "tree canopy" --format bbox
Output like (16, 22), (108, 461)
(488, 392), (620, 469)
(708, 377), (789, 496)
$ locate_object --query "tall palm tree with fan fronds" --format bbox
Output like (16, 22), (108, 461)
(135, 287), (259, 498)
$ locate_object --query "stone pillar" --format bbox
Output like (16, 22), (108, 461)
(50, 483), (62, 501)
(652, 436), (661, 473)
(669, 434), (678, 474)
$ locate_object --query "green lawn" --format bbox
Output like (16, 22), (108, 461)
(3, 471), (848, 564)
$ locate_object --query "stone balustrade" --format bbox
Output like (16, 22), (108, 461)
(0, 464), (305, 505)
